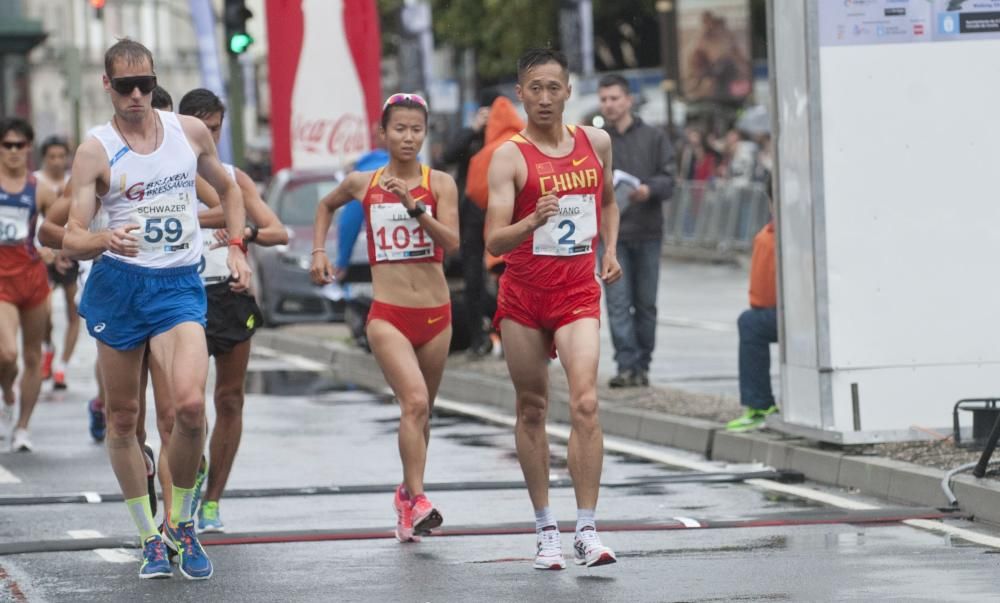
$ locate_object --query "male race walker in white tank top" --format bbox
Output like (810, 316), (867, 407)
(62, 39), (250, 581)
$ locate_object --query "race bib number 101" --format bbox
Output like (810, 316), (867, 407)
(370, 203), (435, 262)
(533, 194), (597, 256)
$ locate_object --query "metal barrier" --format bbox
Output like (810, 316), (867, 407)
(662, 180), (771, 261)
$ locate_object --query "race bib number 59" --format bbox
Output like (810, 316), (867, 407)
(127, 192), (196, 253)
(370, 203), (435, 262)
(0, 205), (30, 245)
(533, 194), (597, 256)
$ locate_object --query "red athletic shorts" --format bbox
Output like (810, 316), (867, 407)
(493, 276), (601, 357)
(367, 300), (452, 348)
(0, 262), (50, 310)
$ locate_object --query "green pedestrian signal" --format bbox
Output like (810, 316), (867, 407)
(224, 0), (253, 55)
(229, 32), (253, 55)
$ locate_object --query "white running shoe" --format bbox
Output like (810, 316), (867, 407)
(10, 428), (32, 452)
(533, 526), (566, 570)
(0, 404), (13, 441)
(573, 527), (617, 567)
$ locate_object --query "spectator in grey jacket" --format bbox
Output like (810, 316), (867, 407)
(598, 74), (675, 387)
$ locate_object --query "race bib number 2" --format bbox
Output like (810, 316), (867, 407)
(128, 192), (196, 253)
(370, 203), (435, 262)
(533, 194), (597, 256)
(0, 205), (31, 245)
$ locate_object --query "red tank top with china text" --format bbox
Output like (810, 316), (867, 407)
(503, 125), (603, 289)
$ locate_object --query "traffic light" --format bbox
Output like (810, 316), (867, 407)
(224, 0), (253, 55)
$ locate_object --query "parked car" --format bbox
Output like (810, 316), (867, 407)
(253, 167), (474, 352)
(252, 168), (371, 326)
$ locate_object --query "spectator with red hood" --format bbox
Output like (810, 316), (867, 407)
(467, 95), (526, 278)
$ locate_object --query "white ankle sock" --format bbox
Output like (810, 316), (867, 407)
(576, 509), (595, 534)
(534, 507), (557, 531)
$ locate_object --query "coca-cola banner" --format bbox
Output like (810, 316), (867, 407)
(266, 0), (383, 173)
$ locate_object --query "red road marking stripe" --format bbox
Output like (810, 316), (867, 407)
(0, 565), (28, 603)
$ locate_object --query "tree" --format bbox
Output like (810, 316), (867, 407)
(432, 0), (558, 83)
(379, 0), (771, 84)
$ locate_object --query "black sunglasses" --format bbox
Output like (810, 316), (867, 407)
(110, 75), (158, 96)
(1, 141), (28, 151)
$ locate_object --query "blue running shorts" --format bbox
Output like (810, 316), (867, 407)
(79, 256), (207, 351)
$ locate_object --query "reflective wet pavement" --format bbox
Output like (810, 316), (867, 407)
(1, 348), (999, 601)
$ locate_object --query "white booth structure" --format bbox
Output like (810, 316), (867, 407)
(770, 0), (1000, 443)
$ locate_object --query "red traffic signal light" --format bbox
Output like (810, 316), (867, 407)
(90, 0), (106, 8)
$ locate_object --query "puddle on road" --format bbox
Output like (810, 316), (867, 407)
(618, 535), (789, 559)
(244, 369), (348, 397)
(611, 453), (658, 466)
(619, 484), (670, 496)
(760, 491), (824, 509)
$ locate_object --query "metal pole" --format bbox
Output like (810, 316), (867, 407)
(66, 0), (81, 145)
(227, 52), (246, 169)
(851, 383), (861, 431)
(972, 411), (1000, 478)
(579, 0), (594, 78)
(656, 0), (678, 133)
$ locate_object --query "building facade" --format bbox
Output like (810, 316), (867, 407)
(26, 0), (207, 146)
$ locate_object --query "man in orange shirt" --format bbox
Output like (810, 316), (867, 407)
(726, 185), (778, 432)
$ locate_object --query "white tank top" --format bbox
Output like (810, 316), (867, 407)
(90, 110), (202, 269)
(198, 163), (237, 284)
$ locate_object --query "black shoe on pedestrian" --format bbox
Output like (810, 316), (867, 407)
(637, 371), (650, 387)
(467, 334), (493, 359)
(608, 370), (637, 388)
(143, 444), (157, 519)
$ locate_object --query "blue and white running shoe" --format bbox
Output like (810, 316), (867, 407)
(139, 535), (172, 579)
(163, 520), (213, 580)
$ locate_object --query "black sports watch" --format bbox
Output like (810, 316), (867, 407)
(407, 200), (427, 218)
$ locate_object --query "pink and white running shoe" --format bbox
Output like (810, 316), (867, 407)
(393, 485), (420, 543)
(410, 494), (443, 536)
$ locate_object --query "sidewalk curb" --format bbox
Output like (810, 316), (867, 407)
(255, 329), (1000, 527)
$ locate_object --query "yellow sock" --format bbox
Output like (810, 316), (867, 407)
(125, 496), (158, 541)
(170, 485), (196, 526)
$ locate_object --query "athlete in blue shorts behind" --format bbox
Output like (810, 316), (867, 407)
(62, 38), (250, 581)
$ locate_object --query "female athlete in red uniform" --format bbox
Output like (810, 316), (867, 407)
(311, 94), (460, 542)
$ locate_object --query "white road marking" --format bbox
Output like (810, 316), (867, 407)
(68, 530), (135, 563)
(252, 345), (328, 371)
(435, 398), (720, 472)
(82, 491), (102, 503)
(673, 517), (703, 528)
(901, 519), (1000, 549)
(743, 479), (878, 511)
(0, 463), (21, 484)
(659, 315), (736, 333)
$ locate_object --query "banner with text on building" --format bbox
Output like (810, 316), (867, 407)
(266, 0), (383, 173)
(820, 0), (1000, 47)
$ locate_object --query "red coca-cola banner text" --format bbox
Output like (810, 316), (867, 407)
(266, 0), (382, 174)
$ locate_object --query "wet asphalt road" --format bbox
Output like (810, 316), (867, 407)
(1, 343), (999, 602)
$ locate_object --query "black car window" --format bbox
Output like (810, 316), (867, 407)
(277, 180), (339, 226)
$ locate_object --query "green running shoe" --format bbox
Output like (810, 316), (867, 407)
(190, 455), (208, 517)
(726, 409), (766, 432)
(197, 500), (225, 533)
